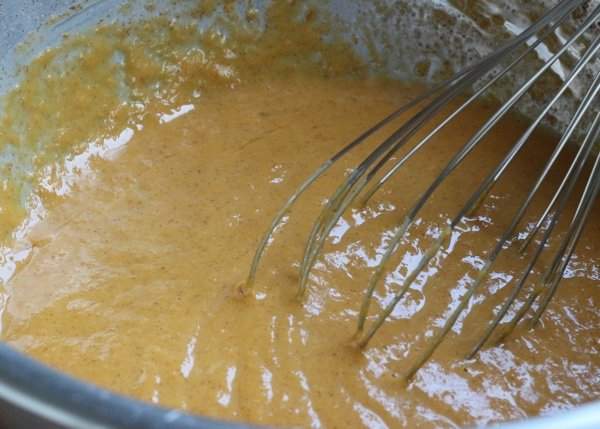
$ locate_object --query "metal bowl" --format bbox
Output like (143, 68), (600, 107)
(0, 1), (598, 427)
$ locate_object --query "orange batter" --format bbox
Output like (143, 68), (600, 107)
(0, 2), (598, 428)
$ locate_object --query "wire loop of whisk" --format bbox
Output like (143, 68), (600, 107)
(245, 0), (600, 379)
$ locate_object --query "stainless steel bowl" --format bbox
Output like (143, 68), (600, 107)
(0, 1), (598, 427)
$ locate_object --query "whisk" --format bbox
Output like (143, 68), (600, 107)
(244, 0), (600, 379)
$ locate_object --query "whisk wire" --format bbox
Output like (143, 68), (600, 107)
(469, 108), (600, 357)
(453, 58), (600, 354)
(297, 0), (589, 297)
(356, 5), (600, 351)
(360, 14), (575, 207)
(243, 77), (452, 291)
(298, 68), (491, 297)
(354, 28), (566, 332)
(245, 0), (599, 379)
(400, 21), (600, 375)
(496, 145), (600, 340)
(531, 150), (600, 324)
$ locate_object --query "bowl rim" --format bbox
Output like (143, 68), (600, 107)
(0, 342), (250, 428)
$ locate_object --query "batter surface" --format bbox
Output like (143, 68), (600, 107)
(0, 3), (599, 428)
